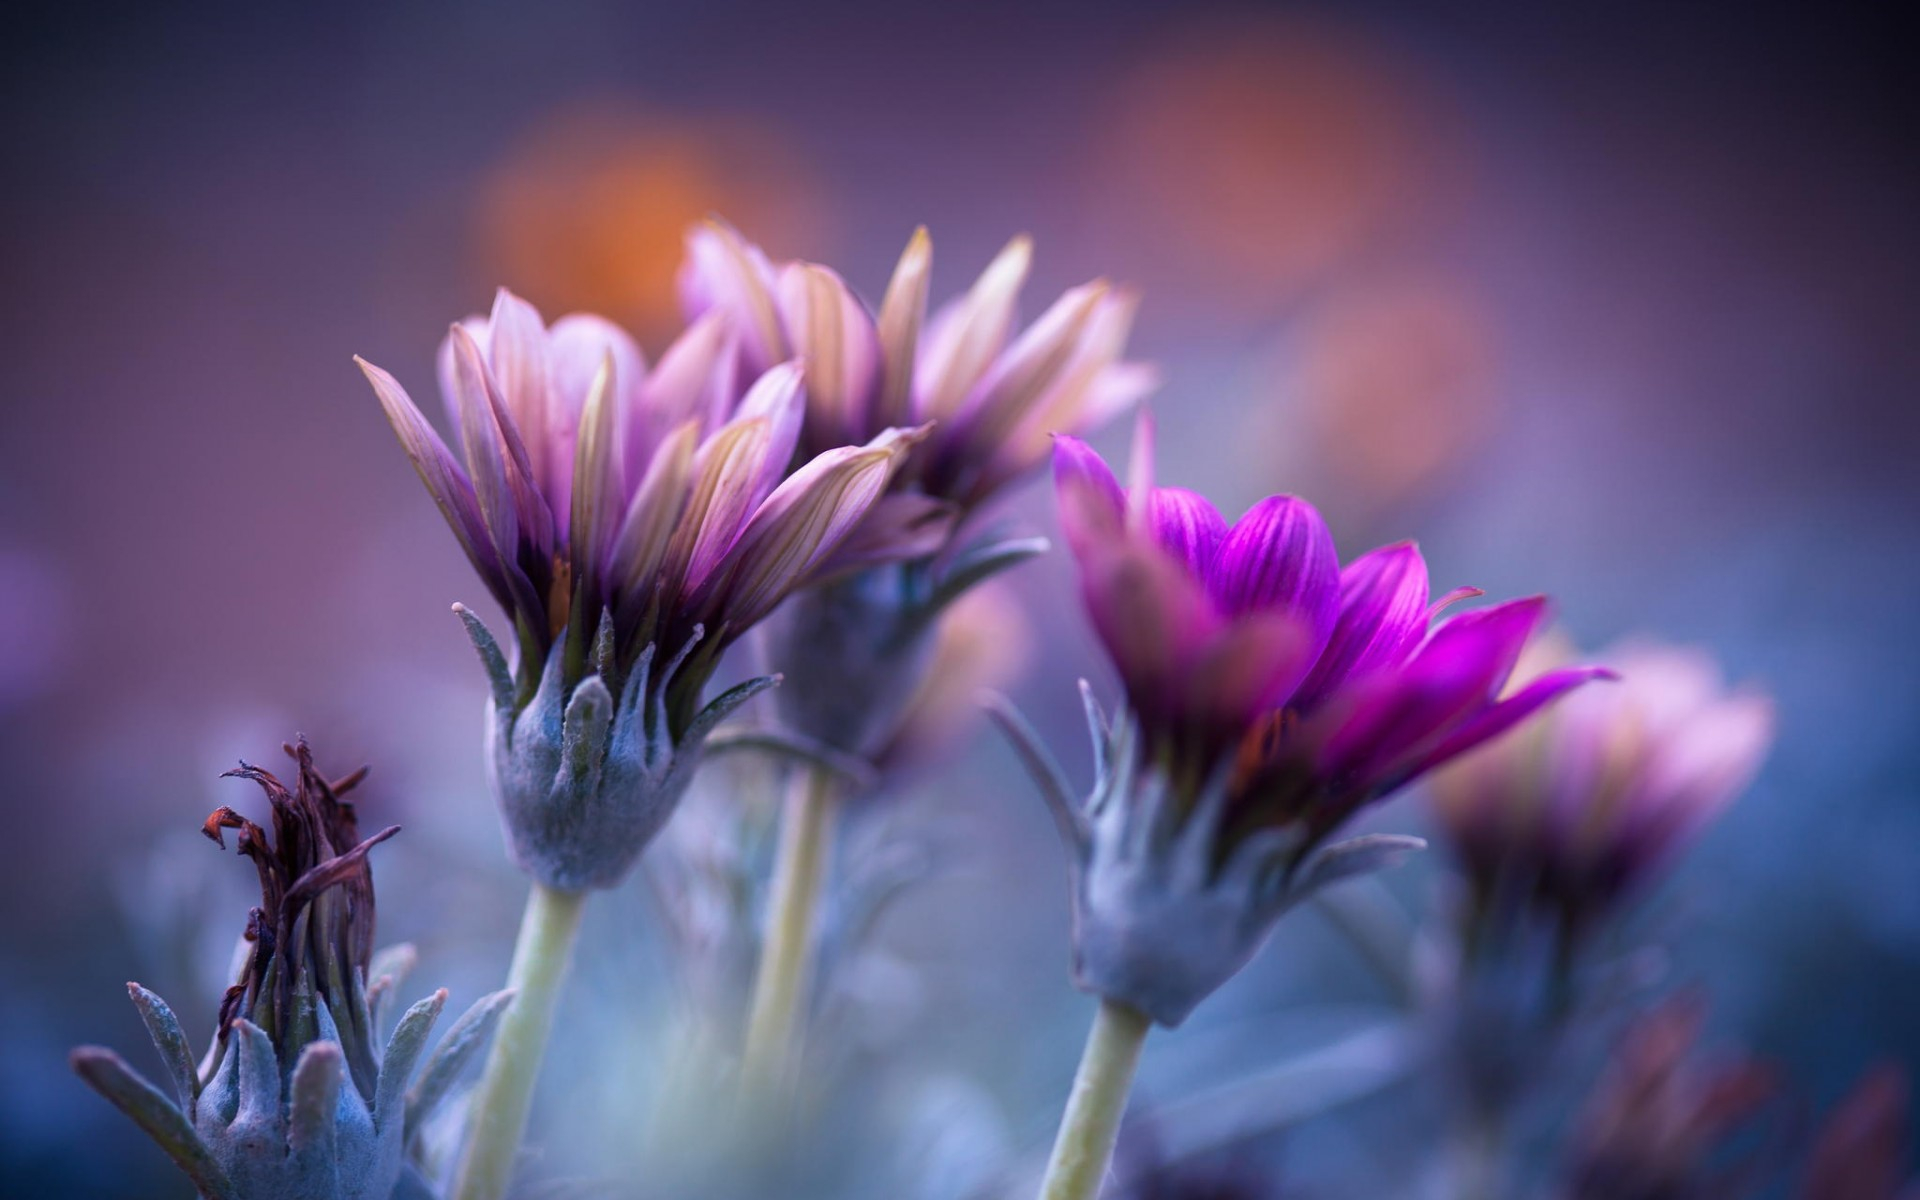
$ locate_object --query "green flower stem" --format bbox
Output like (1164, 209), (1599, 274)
(451, 881), (588, 1200)
(741, 762), (842, 1091)
(1037, 999), (1153, 1200)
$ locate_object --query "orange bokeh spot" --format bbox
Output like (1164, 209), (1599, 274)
(475, 104), (831, 344)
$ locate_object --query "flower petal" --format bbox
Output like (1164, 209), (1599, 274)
(1052, 435), (1126, 561)
(1394, 665), (1616, 788)
(1295, 542), (1432, 707)
(446, 323), (554, 566)
(780, 262), (881, 452)
(1147, 487), (1226, 580)
(1078, 540), (1222, 726)
(610, 419), (699, 598)
(915, 234), (1031, 421)
(680, 220), (787, 376)
(632, 311), (737, 474)
(807, 491), (958, 580)
(356, 357), (506, 603)
(708, 428), (919, 627)
(546, 313), (645, 537)
(1181, 610), (1317, 743)
(1207, 495), (1340, 650)
(944, 280), (1106, 465)
(567, 353), (625, 602)
(484, 289), (556, 492)
(874, 226), (931, 429)
(1312, 596), (1552, 783)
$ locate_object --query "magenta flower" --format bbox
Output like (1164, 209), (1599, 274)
(679, 222), (1154, 763)
(990, 414), (1607, 1024)
(1429, 636), (1774, 940)
(358, 290), (920, 888)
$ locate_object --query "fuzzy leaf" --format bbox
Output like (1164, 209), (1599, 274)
(405, 988), (515, 1137)
(375, 990), (447, 1131)
(125, 983), (198, 1108)
(72, 1047), (237, 1199)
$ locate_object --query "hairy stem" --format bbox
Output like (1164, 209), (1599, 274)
(1037, 999), (1153, 1200)
(451, 882), (587, 1200)
(741, 763), (842, 1092)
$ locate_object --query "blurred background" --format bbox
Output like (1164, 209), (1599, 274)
(3, 1), (1915, 1195)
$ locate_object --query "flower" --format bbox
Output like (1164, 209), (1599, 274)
(1428, 637), (1773, 942)
(989, 413), (1607, 1025)
(1560, 995), (1780, 1200)
(358, 289), (920, 887)
(679, 221), (1152, 760)
(71, 740), (511, 1200)
(1801, 1066), (1916, 1200)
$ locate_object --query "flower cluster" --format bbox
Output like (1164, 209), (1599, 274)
(995, 416), (1609, 1024)
(360, 290), (920, 887)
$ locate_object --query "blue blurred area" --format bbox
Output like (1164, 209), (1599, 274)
(3, 1), (1915, 1195)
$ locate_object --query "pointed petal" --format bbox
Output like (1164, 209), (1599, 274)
(610, 418), (699, 604)
(446, 323), (554, 566)
(1396, 666), (1616, 786)
(707, 429), (919, 627)
(946, 279), (1105, 459)
(357, 357), (510, 605)
(484, 288), (556, 493)
(1297, 542), (1432, 707)
(680, 220), (787, 374)
(1313, 598), (1556, 785)
(1148, 487), (1227, 579)
(915, 234), (1031, 420)
(632, 311), (736, 472)
(808, 491), (959, 580)
(549, 313), (645, 514)
(1208, 495), (1341, 656)
(779, 262), (881, 450)
(732, 359), (808, 503)
(875, 226), (932, 428)
(1052, 435), (1126, 561)
(568, 353), (624, 601)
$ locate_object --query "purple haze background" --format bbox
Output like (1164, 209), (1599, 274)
(3, 1), (1916, 1194)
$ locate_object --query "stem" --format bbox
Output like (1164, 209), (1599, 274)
(1037, 1000), (1153, 1200)
(741, 763), (841, 1090)
(451, 881), (588, 1200)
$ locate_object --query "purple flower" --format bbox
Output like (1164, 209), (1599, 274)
(681, 221), (1153, 763)
(1561, 995), (1781, 1200)
(359, 290), (921, 887)
(1428, 636), (1773, 939)
(682, 219), (1155, 526)
(1055, 415), (1607, 850)
(988, 413), (1607, 1025)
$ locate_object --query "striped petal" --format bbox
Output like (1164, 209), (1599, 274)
(1207, 495), (1340, 654)
(1052, 435), (1126, 562)
(1295, 542), (1432, 707)
(484, 289), (556, 493)
(779, 262), (880, 452)
(708, 429), (918, 627)
(631, 311), (737, 474)
(356, 357), (508, 605)
(1148, 487), (1227, 580)
(610, 419), (699, 597)
(680, 220), (787, 376)
(915, 235), (1031, 421)
(874, 226), (932, 429)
